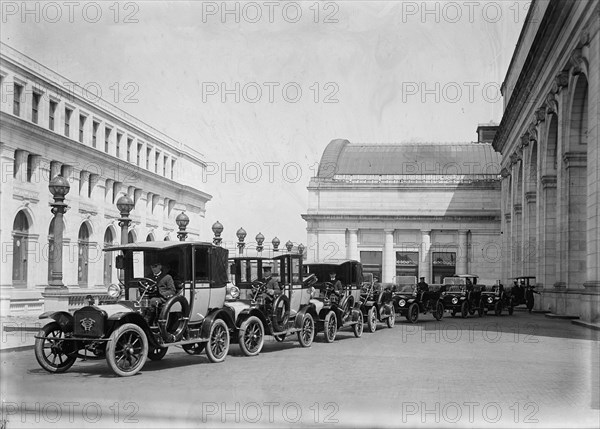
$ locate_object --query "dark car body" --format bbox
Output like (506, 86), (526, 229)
(440, 275), (484, 318)
(35, 241), (237, 377)
(359, 274), (395, 332)
(392, 283), (444, 323)
(480, 283), (511, 316)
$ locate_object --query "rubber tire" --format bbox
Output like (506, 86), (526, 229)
(271, 295), (290, 332)
(434, 301), (444, 321)
(297, 313), (315, 347)
(34, 322), (77, 374)
(478, 301), (484, 317)
(386, 307), (396, 328)
(494, 301), (502, 316)
(182, 343), (205, 355)
(147, 347), (168, 361)
(323, 311), (337, 343)
(158, 295), (190, 342)
(206, 319), (230, 363)
(367, 306), (377, 333)
(353, 310), (364, 338)
(508, 306), (514, 315)
(106, 323), (149, 377)
(461, 301), (469, 319)
(408, 303), (419, 324)
(238, 316), (264, 357)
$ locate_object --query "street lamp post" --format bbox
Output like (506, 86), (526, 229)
(256, 232), (265, 253)
(212, 221), (223, 246)
(285, 240), (293, 253)
(48, 175), (70, 289)
(176, 212), (190, 241)
(116, 195), (134, 245)
(237, 227), (247, 255)
(272, 237), (280, 253)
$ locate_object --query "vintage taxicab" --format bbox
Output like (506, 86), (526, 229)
(34, 241), (237, 377)
(359, 273), (395, 332)
(440, 274), (484, 318)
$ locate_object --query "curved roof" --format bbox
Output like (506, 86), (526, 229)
(317, 140), (501, 178)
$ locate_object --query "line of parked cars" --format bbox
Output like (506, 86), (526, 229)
(33, 241), (531, 377)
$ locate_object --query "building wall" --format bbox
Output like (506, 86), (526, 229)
(0, 43), (212, 315)
(493, 0), (599, 322)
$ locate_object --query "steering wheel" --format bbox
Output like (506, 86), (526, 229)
(251, 280), (266, 300)
(131, 277), (157, 295)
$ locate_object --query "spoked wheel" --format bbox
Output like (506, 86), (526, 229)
(34, 322), (77, 374)
(297, 313), (315, 347)
(408, 303), (419, 324)
(182, 343), (205, 355)
(478, 302), (484, 317)
(433, 301), (444, 321)
(323, 311), (337, 343)
(494, 302), (502, 316)
(273, 334), (286, 342)
(461, 301), (469, 319)
(352, 311), (364, 338)
(206, 319), (230, 363)
(367, 306), (377, 333)
(147, 347), (168, 361)
(238, 316), (264, 357)
(386, 307), (396, 328)
(106, 323), (149, 377)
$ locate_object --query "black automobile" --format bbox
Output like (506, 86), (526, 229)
(509, 276), (538, 311)
(228, 252), (316, 347)
(480, 282), (511, 316)
(359, 273), (395, 332)
(304, 260), (365, 342)
(440, 275), (484, 318)
(392, 283), (444, 323)
(35, 241), (239, 377)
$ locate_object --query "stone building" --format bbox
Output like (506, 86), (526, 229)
(0, 43), (211, 315)
(492, 0), (599, 322)
(302, 135), (502, 286)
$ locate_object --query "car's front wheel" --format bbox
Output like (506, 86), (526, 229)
(238, 316), (264, 357)
(206, 319), (230, 363)
(297, 313), (314, 347)
(147, 347), (168, 361)
(367, 306), (377, 333)
(478, 301), (484, 317)
(494, 301), (502, 316)
(386, 307), (396, 328)
(461, 301), (469, 319)
(34, 322), (77, 374)
(433, 301), (444, 321)
(106, 323), (148, 377)
(323, 311), (337, 343)
(408, 303), (419, 324)
(352, 310), (364, 338)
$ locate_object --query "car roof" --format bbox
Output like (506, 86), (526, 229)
(511, 276), (536, 279)
(454, 274), (479, 278)
(105, 241), (214, 251)
(305, 259), (359, 266)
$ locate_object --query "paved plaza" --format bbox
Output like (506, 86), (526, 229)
(1, 310), (598, 428)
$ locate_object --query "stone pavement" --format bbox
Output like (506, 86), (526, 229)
(0, 315), (43, 352)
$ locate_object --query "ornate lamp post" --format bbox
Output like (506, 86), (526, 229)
(116, 194), (134, 245)
(272, 237), (280, 253)
(176, 212), (190, 241)
(48, 175), (70, 288)
(256, 232), (265, 253)
(236, 227), (247, 255)
(298, 243), (305, 259)
(212, 221), (223, 246)
(285, 240), (293, 252)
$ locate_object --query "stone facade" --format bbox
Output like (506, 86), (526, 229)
(0, 43), (212, 315)
(492, 0), (599, 322)
(302, 139), (502, 286)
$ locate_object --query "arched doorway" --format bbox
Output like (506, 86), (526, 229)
(78, 223), (91, 286)
(12, 211), (29, 286)
(104, 228), (115, 285)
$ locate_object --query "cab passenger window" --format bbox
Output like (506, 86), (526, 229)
(195, 248), (209, 280)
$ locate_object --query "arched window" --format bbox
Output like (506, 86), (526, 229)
(78, 223), (91, 286)
(104, 228), (114, 285)
(12, 211), (29, 285)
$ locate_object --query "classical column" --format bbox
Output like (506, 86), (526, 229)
(524, 191), (537, 277)
(419, 230), (431, 282)
(383, 229), (394, 283)
(347, 229), (359, 260)
(457, 230), (469, 275)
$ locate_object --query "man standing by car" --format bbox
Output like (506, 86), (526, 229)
(143, 262), (176, 325)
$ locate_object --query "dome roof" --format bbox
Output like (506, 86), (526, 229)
(317, 140), (501, 178)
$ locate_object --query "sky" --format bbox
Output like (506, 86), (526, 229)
(1, 0), (527, 245)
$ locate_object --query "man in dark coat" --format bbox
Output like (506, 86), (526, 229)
(143, 262), (176, 325)
(525, 286), (540, 313)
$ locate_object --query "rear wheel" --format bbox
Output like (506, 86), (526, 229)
(34, 322), (77, 374)
(352, 311), (364, 338)
(367, 307), (377, 333)
(147, 347), (168, 361)
(106, 323), (148, 377)
(206, 319), (230, 363)
(297, 313), (314, 347)
(461, 301), (469, 319)
(323, 311), (337, 343)
(386, 307), (396, 328)
(433, 301), (444, 321)
(408, 303), (419, 324)
(238, 316), (264, 357)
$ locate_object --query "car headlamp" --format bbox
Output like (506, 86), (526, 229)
(226, 284), (240, 300)
(107, 283), (122, 299)
(487, 296), (493, 304)
(399, 299), (406, 307)
(451, 297), (458, 305)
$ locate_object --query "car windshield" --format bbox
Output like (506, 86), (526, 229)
(443, 277), (465, 285)
(396, 285), (415, 293)
(447, 285), (464, 292)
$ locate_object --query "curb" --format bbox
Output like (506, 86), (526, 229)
(0, 344), (35, 353)
(571, 319), (600, 331)
(544, 313), (580, 319)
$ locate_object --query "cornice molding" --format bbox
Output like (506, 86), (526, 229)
(563, 151), (587, 168)
(541, 175), (557, 189)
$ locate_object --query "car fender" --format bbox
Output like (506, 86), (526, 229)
(236, 307), (268, 329)
(200, 308), (236, 338)
(105, 312), (157, 344)
(38, 311), (74, 332)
